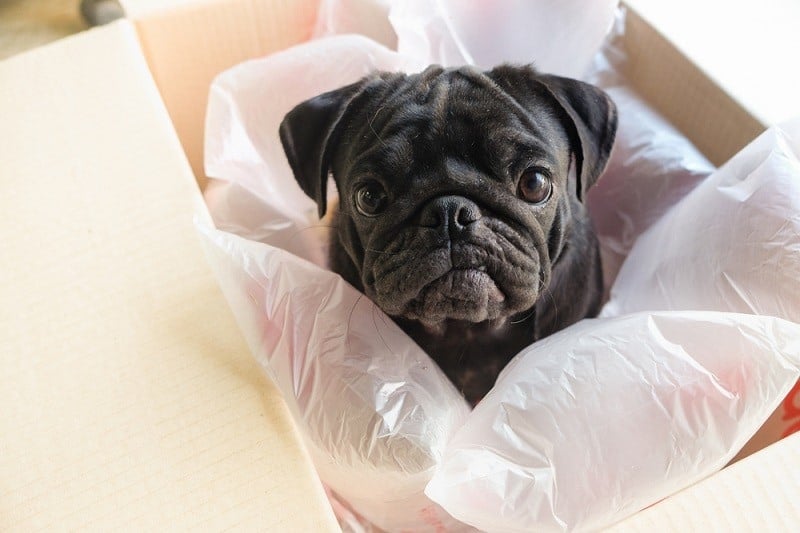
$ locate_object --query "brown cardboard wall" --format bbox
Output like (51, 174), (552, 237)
(619, 7), (765, 166)
(132, 0), (319, 188)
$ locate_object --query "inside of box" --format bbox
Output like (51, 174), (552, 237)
(195, 4), (800, 532)
(130, 0), (320, 188)
(618, 8), (764, 166)
(119, 0), (795, 530)
(129, 0), (766, 188)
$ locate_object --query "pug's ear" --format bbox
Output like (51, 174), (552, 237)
(537, 73), (617, 199)
(488, 66), (618, 200)
(279, 81), (364, 218)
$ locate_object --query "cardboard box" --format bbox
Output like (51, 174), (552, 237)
(0, 4), (336, 531)
(1, 0), (797, 530)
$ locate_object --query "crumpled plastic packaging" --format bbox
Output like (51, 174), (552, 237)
(583, 18), (716, 293)
(602, 120), (800, 321)
(392, 0), (617, 78)
(585, 84), (715, 294)
(199, 1), (800, 531)
(312, 0), (617, 78)
(313, 0), (396, 49)
(425, 311), (800, 533)
(198, 224), (471, 531)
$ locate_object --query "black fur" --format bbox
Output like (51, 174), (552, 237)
(280, 65), (617, 405)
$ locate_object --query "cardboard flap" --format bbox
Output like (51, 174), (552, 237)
(618, 5), (764, 166)
(611, 433), (800, 531)
(624, 0), (800, 127)
(0, 21), (337, 531)
(128, 0), (319, 188)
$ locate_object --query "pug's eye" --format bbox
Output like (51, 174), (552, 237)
(517, 168), (552, 204)
(354, 181), (389, 216)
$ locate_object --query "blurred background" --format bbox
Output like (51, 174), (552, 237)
(0, 0), (123, 60)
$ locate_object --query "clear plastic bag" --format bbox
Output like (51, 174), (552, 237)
(390, 0), (617, 77)
(602, 121), (800, 321)
(198, 224), (471, 531)
(426, 311), (800, 532)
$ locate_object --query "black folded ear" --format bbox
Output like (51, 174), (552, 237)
(488, 66), (618, 201)
(279, 81), (364, 218)
(537, 73), (617, 199)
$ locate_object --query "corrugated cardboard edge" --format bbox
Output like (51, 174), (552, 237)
(128, 0), (319, 189)
(0, 20), (339, 532)
(611, 433), (800, 531)
(618, 3), (765, 166)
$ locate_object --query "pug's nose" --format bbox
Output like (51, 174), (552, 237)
(419, 196), (481, 235)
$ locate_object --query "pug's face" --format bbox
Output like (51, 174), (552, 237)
(280, 65), (616, 329)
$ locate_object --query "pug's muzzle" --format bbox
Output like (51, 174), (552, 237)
(364, 194), (545, 328)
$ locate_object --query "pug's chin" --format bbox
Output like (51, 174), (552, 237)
(399, 268), (509, 326)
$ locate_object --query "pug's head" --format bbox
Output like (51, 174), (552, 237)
(279, 65), (616, 330)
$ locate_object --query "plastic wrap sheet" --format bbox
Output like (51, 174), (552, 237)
(586, 84), (715, 294)
(200, 2), (800, 531)
(312, 0), (618, 78)
(584, 11), (716, 293)
(313, 0), (395, 48)
(198, 224), (471, 531)
(602, 121), (800, 320)
(389, 0), (617, 78)
(423, 116), (800, 531)
(425, 311), (800, 533)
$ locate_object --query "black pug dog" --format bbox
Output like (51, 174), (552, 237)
(280, 65), (617, 405)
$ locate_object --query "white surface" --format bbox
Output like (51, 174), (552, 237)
(0, 20), (338, 532)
